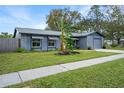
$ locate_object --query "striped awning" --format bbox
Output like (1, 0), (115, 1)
(32, 36), (44, 39)
(48, 37), (59, 40)
(72, 38), (79, 40)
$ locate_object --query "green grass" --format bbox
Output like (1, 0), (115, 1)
(108, 46), (124, 50)
(109, 47), (124, 50)
(0, 50), (116, 75)
(9, 58), (124, 88)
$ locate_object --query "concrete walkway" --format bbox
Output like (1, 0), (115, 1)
(0, 50), (124, 87)
(95, 49), (124, 53)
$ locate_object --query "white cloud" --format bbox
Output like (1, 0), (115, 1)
(32, 23), (47, 29)
(0, 17), (18, 24)
(5, 6), (31, 22)
(2, 6), (47, 30)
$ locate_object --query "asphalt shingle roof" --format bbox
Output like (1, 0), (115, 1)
(14, 27), (103, 37)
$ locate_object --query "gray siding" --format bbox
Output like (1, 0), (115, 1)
(20, 34), (61, 51)
(42, 36), (48, 51)
(83, 33), (104, 49)
(93, 33), (104, 49)
(87, 35), (94, 49)
(55, 37), (60, 49)
(79, 37), (87, 49)
(87, 33), (104, 49)
(20, 34), (31, 51)
(18, 32), (104, 51)
(15, 32), (21, 38)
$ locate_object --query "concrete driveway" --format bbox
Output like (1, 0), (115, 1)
(95, 49), (124, 53)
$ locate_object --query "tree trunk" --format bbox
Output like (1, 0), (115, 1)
(117, 38), (120, 45)
(60, 30), (67, 52)
(112, 39), (114, 45)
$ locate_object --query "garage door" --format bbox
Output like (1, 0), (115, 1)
(94, 38), (102, 49)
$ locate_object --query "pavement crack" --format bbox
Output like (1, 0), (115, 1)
(17, 72), (23, 83)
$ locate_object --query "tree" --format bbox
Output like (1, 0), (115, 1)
(46, 8), (81, 31)
(88, 5), (105, 32)
(104, 5), (124, 45)
(44, 26), (51, 30)
(46, 8), (81, 52)
(0, 32), (13, 38)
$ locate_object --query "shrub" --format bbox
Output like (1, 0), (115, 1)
(103, 42), (107, 49)
(111, 44), (118, 47)
(16, 48), (26, 53)
(103, 45), (106, 49)
(87, 46), (91, 50)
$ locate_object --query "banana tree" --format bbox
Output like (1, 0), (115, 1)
(59, 16), (79, 53)
(60, 16), (67, 52)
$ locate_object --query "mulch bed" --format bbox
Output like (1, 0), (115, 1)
(55, 51), (80, 55)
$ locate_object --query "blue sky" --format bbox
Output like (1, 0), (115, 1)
(0, 5), (91, 34)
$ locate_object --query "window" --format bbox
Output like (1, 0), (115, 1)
(32, 39), (41, 48)
(48, 40), (56, 47)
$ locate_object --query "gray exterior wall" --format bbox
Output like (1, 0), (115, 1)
(79, 37), (87, 49)
(15, 31), (21, 38)
(56, 37), (61, 49)
(18, 32), (104, 51)
(20, 34), (61, 51)
(87, 35), (94, 49)
(20, 34), (31, 51)
(87, 33), (104, 49)
(42, 36), (48, 51)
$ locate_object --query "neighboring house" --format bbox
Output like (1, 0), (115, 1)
(104, 40), (118, 45)
(13, 27), (104, 51)
(105, 39), (124, 47)
(120, 39), (124, 47)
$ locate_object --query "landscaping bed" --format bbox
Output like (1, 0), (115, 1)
(0, 50), (116, 75)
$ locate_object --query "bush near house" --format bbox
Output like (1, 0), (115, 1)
(16, 48), (26, 53)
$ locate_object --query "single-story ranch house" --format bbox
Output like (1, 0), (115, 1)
(120, 39), (124, 47)
(14, 27), (104, 51)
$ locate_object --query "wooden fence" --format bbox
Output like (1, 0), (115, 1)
(0, 38), (20, 52)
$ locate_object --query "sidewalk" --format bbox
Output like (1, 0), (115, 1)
(0, 50), (124, 87)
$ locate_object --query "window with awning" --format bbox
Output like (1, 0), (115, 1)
(32, 39), (41, 48)
(48, 40), (56, 47)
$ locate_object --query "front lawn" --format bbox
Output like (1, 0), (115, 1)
(107, 46), (124, 50)
(0, 50), (116, 75)
(109, 47), (124, 50)
(9, 58), (124, 88)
